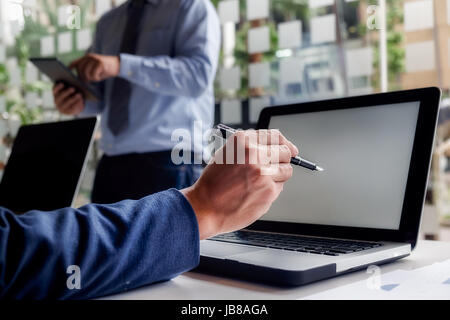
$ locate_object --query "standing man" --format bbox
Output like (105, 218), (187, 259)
(53, 0), (221, 204)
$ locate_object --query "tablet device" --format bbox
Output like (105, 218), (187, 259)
(30, 57), (100, 101)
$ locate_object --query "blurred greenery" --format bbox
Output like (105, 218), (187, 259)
(363, 0), (405, 91)
(0, 0), (406, 121)
(211, 0), (372, 98)
(1, 0), (94, 125)
(211, 0), (309, 99)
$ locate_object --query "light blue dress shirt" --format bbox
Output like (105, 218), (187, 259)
(83, 0), (221, 157)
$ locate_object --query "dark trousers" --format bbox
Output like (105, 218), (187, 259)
(91, 151), (203, 204)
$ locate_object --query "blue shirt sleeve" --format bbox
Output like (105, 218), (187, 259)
(118, 0), (221, 98)
(0, 189), (200, 299)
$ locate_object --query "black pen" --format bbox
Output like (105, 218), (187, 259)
(214, 124), (324, 172)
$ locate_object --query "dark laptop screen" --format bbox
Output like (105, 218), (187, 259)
(0, 118), (96, 214)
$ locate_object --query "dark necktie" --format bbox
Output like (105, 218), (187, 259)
(108, 0), (146, 136)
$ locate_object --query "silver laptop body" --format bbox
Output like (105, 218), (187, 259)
(197, 88), (441, 286)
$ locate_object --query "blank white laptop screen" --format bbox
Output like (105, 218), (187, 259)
(264, 101), (421, 230)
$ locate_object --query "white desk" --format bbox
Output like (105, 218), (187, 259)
(105, 240), (450, 300)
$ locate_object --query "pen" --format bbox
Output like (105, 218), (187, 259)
(214, 124), (324, 172)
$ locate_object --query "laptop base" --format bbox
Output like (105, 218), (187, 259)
(194, 253), (409, 287)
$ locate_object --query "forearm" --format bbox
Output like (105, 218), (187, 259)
(0, 189), (199, 299)
(118, 53), (214, 98)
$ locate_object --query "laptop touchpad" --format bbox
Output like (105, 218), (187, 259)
(200, 240), (264, 259)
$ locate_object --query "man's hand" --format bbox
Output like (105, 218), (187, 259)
(69, 53), (120, 82)
(182, 129), (299, 240)
(53, 83), (85, 115)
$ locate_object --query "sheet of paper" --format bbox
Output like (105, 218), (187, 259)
(221, 99), (242, 124)
(58, 32), (73, 54)
(218, 0), (240, 24)
(406, 41), (435, 72)
(308, 0), (334, 9)
(0, 96), (5, 113)
(95, 0), (112, 18)
(311, 14), (336, 45)
(248, 26), (270, 54)
(25, 92), (39, 109)
(42, 90), (55, 107)
(278, 20), (302, 49)
(249, 96), (270, 123)
(306, 268), (410, 300)
(346, 47), (373, 77)
(40, 35), (55, 57)
(220, 66), (241, 91)
(404, 0), (433, 31)
(304, 259), (450, 300)
(26, 63), (38, 83)
(77, 29), (92, 51)
(246, 0), (269, 21)
(303, 269), (411, 300)
(279, 57), (303, 84)
(386, 259), (450, 300)
(0, 44), (5, 63)
(249, 62), (270, 88)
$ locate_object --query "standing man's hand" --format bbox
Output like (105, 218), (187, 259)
(53, 83), (85, 116)
(182, 129), (299, 240)
(69, 53), (120, 82)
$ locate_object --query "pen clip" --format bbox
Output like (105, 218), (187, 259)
(214, 124), (235, 139)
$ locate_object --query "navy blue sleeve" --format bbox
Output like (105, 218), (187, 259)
(0, 189), (200, 299)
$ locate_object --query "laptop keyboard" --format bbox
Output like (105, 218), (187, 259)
(210, 231), (383, 256)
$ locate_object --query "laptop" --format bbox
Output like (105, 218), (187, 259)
(197, 87), (441, 286)
(0, 117), (97, 214)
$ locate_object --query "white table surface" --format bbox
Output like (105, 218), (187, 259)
(104, 240), (450, 300)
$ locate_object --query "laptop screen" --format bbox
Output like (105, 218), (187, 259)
(264, 101), (421, 230)
(0, 118), (96, 214)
